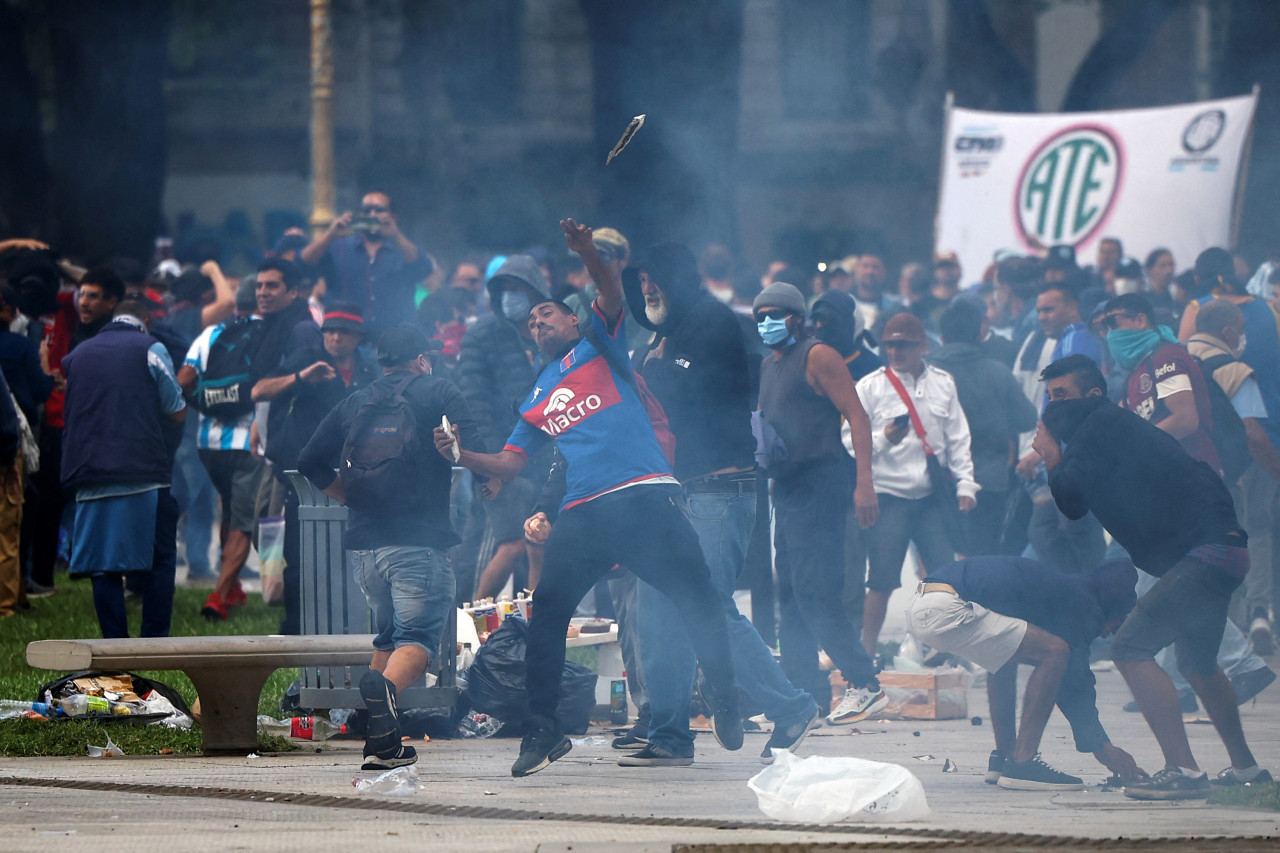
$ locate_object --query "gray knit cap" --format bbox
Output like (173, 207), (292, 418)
(752, 282), (806, 317)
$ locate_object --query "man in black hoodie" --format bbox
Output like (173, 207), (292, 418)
(618, 244), (821, 767)
(1036, 354), (1268, 799)
(455, 255), (552, 600)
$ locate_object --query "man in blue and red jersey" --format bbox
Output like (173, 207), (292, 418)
(435, 218), (741, 779)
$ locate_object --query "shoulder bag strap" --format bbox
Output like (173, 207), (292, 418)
(883, 367), (936, 457)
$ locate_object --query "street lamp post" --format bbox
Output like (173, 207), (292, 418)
(309, 0), (335, 237)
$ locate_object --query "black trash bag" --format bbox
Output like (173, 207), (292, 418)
(36, 670), (194, 720)
(466, 614), (598, 735)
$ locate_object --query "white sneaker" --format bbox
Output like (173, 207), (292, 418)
(827, 685), (889, 725)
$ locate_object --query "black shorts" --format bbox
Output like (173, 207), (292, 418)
(1110, 555), (1241, 677)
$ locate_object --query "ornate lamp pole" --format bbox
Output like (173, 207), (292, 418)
(309, 0), (335, 237)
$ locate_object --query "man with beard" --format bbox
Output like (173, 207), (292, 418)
(436, 219), (742, 778)
(300, 191), (432, 339)
(615, 244), (820, 767)
(754, 282), (885, 725)
(1035, 354), (1269, 798)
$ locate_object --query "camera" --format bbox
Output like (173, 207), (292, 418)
(349, 215), (381, 234)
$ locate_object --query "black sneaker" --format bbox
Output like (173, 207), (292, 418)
(1123, 767), (1210, 800)
(611, 722), (649, 750)
(997, 755), (1084, 791)
(617, 743), (694, 767)
(359, 669), (401, 755)
(760, 705), (820, 765)
(985, 750), (1006, 785)
(1211, 767), (1273, 787)
(708, 698), (743, 752)
(1232, 667), (1276, 706)
(511, 718), (572, 778)
(361, 744), (418, 771)
(696, 674), (743, 751)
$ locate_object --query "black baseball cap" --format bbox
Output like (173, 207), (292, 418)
(376, 323), (442, 366)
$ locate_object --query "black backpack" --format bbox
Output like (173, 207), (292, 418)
(338, 373), (422, 506)
(1194, 353), (1252, 483)
(194, 318), (259, 419)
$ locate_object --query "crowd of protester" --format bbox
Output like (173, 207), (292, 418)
(0, 196), (1275, 793)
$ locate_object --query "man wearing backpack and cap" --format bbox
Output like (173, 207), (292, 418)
(298, 324), (476, 771)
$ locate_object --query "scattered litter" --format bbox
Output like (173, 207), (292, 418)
(942, 759), (958, 773)
(1089, 660), (1116, 673)
(483, 791), (497, 796)
(354, 766), (419, 796)
(912, 731), (921, 737)
(971, 716), (983, 726)
(748, 750), (930, 824)
(246, 753), (261, 759)
(87, 735), (123, 758)
(39, 830), (76, 836)
(912, 754), (935, 762)
(569, 736), (607, 746)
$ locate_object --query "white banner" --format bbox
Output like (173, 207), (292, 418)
(935, 93), (1258, 280)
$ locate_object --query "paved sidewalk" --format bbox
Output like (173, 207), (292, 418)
(2, 665), (1277, 852)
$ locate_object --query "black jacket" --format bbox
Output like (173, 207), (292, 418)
(297, 372), (477, 551)
(1044, 396), (1243, 575)
(929, 342), (1037, 491)
(457, 255), (548, 452)
(624, 243), (755, 480)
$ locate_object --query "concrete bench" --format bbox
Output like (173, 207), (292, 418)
(26, 634), (378, 754)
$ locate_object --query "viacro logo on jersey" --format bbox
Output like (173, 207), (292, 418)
(1016, 125), (1123, 249)
(525, 357), (622, 437)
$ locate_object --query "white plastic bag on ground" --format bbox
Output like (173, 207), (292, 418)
(748, 749), (930, 824)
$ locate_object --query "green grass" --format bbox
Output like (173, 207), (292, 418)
(0, 578), (299, 756)
(1208, 781), (1280, 811)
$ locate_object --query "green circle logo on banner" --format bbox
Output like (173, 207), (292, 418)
(1016, 125), (1123, 250)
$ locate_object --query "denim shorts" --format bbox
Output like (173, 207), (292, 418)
(1110, 555), (1241, 677)
(350, 545), (455, 654)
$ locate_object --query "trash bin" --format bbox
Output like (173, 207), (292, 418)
(287, 471), (458, 712)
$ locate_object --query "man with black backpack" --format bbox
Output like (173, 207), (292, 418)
(298, 324), (476, 771)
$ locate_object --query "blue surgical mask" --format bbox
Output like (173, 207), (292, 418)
(757, 316), (794, 348)
(501, 292), (531, 322)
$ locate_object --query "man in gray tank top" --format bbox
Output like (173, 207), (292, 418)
(754, 282), (889, 725)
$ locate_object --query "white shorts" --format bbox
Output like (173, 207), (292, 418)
(906, 588), (1027, 673)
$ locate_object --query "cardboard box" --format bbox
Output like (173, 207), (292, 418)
(830, 668), (969, 721)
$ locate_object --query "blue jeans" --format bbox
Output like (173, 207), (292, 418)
(350, 545), (455, 654)
(170, 428), (214, 576)
(638, 489), (816, 753)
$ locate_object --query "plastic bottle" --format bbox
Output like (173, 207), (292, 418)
(353, 766), (419, 796)
(0, 700), (58, 720)
(256, 715), (347, 740)
(57, 695), (113, 717)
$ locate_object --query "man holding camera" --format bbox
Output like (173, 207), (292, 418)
(301, 191), (432, 339)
